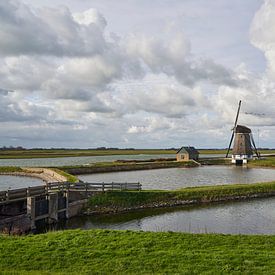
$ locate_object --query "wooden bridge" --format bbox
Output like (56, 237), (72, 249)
(0, 181), (142, 233)
(0, 181), (142, 204)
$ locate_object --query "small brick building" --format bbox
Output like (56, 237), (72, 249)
(176, 146), (199, 162)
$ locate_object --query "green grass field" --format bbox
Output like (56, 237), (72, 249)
(87, 181), (275, 213)
(0, 166), (23, 173)
(250, 157), (275, 168)
(0, 229), (274, 274)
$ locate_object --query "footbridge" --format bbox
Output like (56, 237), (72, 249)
(0, 181), (142, 234)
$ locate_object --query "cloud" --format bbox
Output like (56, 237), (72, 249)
(0, 56), (54, 91)
(73, 8), (107, 29)
(0, 1), (107, 57)
(108, 78), (208, 118)
(0, 88), (51, 123)
(42, 54), (123, 100)
(125, 32), (239, 87)
(214, 65), (275, 128)
(250, 0), (275, 80)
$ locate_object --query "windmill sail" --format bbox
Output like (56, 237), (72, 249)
(225, 100), (242, 158)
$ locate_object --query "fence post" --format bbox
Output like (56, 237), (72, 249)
(85, 183), (88, 198)
(65, 191), (69, 219)
(27, 196), (36, 230)
(112, 182), (114, 191)
(120, 183), (122, 191)
(6, 190), (10, 201)
(48, 193), (58, 223)
(27, 187), (30, 197)
(102, 183), (105, 192)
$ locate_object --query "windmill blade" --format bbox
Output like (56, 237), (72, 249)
(225, 131), (234, 158)
(233, 100), (242, 129)
(250, 133), (260, 158)
(225, 100), (241, 158)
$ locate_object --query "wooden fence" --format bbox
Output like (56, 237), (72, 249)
(0, 181), (142, 204)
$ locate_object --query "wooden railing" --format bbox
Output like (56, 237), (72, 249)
(0, 181), (142, 203)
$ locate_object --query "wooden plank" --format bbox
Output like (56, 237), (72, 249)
(8, 188), (27, 194)
(27, 186), (46, 197)
(7, 188), (27, 200)
(28, 186), (46, 191)
(0, 191), (7, 201)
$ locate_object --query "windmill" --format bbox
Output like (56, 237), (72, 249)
(225, 100), (260, 165)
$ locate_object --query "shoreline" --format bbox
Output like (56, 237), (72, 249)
(85, 181), (275, 216)
(0, 167), (69, 183)
(61, 159), (231, 175)
(85, 191), (275, 215)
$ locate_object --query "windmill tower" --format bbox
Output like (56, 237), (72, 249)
(225, 100), (259, 165)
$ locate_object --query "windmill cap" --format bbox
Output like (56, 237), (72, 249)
(235, 125), (251, 133)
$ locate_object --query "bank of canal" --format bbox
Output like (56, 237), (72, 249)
(55, 196), (275, 235)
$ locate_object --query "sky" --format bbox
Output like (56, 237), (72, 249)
(0, 0), (275, 149)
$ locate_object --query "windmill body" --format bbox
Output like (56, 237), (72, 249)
(225, 100), (260, 165)
(231, 125), (253, 164)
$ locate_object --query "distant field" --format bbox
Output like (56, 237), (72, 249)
(0, 149), (274, 159)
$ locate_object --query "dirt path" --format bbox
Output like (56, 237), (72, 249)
(0, 168), (67, 183)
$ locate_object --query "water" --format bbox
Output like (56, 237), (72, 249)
(0, 154), (221, 167)
(54, 197), (275, 235)
(0, 175), (43, 190)
(79, 166), (275, 190)
(0, 154), (176, 167)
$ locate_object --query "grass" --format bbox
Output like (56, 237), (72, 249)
(0, 229), (274, 274)
(198, 158), (231, 165)
(0, 166), (23, 173)
(51, 168), (79, 183)
(87, 181), (275, 211)
(249, 157), (275, 168)
(60, 160), (199, 175)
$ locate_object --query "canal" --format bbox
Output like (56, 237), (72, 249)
(78, 166), (275, 190)
(0, 154), (174, 167)
(50, 197), (275, 235)
(0, 175), (43, 190)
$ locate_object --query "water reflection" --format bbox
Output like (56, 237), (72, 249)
(55, 197), (275, 235)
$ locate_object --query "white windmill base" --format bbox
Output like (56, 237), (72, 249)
(232, 154), (253, 164)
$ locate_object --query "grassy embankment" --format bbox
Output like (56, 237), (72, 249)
(51, 168), (79, 183)
(61, 160), (199, 175)
(0, 166), (23, 173)
(87, 181), (275, 214)
(249, 157), (275, 168)
(0, 229), (274, 274)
